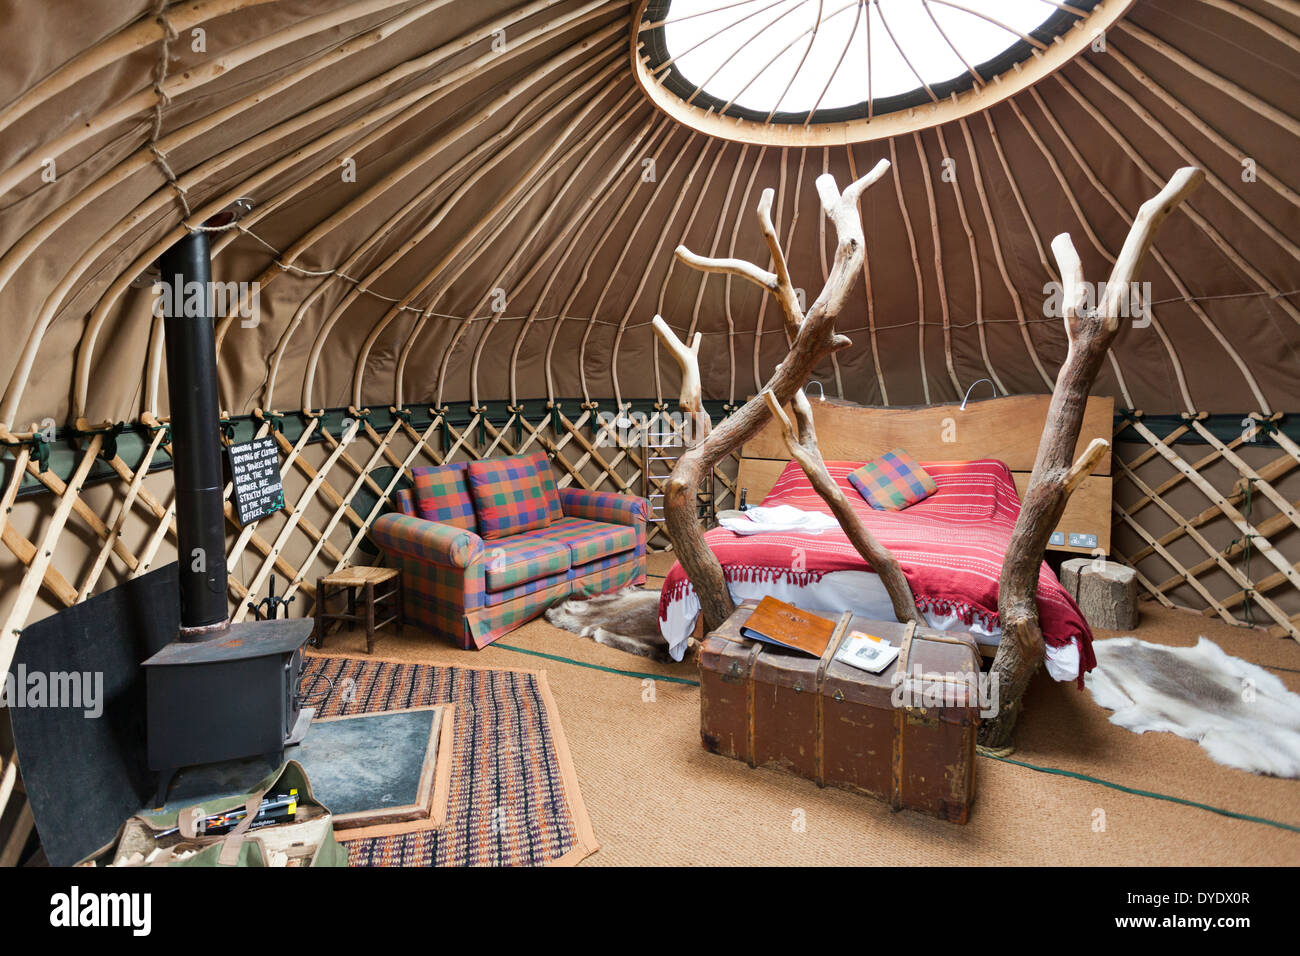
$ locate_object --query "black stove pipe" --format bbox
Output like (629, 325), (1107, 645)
(159, 230), (230, 638)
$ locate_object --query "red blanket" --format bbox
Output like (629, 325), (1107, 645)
(660, 458), (1095, 683)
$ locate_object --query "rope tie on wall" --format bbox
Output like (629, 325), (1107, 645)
(147, 0), (192, 220)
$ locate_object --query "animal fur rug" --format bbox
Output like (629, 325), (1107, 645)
(545, 587), (683, 662)
(1085, 636), (1300, 777)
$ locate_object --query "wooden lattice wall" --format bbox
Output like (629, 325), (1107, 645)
(0, 401), (1296, 862)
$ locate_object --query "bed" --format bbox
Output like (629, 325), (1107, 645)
(658, 456), (1096, 682)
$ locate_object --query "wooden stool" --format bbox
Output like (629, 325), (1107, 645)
(315, 566), (403, 654)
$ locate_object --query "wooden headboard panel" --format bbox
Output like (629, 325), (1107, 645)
(737, 394), (1114, 555)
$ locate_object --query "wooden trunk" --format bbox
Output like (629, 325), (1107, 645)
(699, 602), (981, 823)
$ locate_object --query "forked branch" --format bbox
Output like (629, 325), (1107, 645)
(981, 166), (1204, 751)
(659, 162), (891, 633)
(763, 389), (923, 626)
(652, 314), (710, 443)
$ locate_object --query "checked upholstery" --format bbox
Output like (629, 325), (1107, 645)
(373, 452), (648, 649)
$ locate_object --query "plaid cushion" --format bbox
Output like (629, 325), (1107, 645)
(480, 535), (570, 592)
(541, 516), (635, 566)
(411, 462), (477, 532)
(847, 448), (937, 511)
(467, 456), (552, 539)
(520, 450), (563, 522)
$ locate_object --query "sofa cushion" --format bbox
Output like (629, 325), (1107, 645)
(481, 534), (570, 592)
(411, 462), (477, 531)
(541, 516), (636, 566)
(467, 456), (553, 539)
(520, 449), (564, 522)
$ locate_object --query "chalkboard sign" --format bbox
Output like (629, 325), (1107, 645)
(227, 436), (284, 526)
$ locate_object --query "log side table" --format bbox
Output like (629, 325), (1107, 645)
(315, 565), (403, 654)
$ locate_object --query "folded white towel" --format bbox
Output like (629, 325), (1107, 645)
(717, 504), (841, 536)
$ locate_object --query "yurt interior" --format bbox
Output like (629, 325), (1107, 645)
(0, 0), (1297, 890)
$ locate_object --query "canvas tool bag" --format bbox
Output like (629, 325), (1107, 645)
(699, 603), (982, 823)
(80, 760), (347, 867)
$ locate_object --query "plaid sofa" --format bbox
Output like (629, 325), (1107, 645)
(371, 450), (648, 650)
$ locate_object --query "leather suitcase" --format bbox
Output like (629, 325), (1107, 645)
(699, 602), (982, 823)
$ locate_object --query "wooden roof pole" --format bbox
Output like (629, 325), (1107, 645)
(682, 143), (753, 410)
(309, 65), (629, 410)
(260, 45), (611, 410)
(977, 111), (1065, 392)
(515, 134), (710, 407)
(62, 0), (616, 422)
(913, 130), (961, 395)
(844, 146), (890, 403)
(1028, 82), (1269, 413)
(256, 35), (627, 409)
(1006, 95), (1196, 407)
(638, 139), (731, 407)
(0, 0), (283, 138)
(0, 0), (418, 199)
(536, 108), (696, 407)
(466, 113), (677, 409)
(1051, 69), (1300, 328)
(887, 138), (931, 403)
(605, 132), (707, 409)
(933, 125), (1003, 395)
(412, 85), (647, 411)
(571, 120), (691, 409)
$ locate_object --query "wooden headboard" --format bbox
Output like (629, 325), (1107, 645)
(737, 394), (1114, 555)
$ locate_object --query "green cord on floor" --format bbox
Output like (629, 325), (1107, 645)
(492, 640), (1300, 835)
(982, 753), (1300, 833)
(493, 643), (701, 686)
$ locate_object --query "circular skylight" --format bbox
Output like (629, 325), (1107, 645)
(634, 0), (1119, 142)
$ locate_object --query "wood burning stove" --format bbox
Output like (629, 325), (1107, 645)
(142, 227), (312, 805)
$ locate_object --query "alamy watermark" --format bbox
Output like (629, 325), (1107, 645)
(152, 275), (261, 328)
(2, 665), (103, 718)
(1042, 280), (1153, 328)
(891, 665), (1000, 719)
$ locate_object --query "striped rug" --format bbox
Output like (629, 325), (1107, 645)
(302, 655), (598, 866)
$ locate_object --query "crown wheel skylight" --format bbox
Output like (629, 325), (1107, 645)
(633, 0), (1127, 145)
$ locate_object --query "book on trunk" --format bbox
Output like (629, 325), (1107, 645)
(739, 596), (837, 658)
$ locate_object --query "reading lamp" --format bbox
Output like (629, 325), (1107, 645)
(959, 379), (998, 411)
